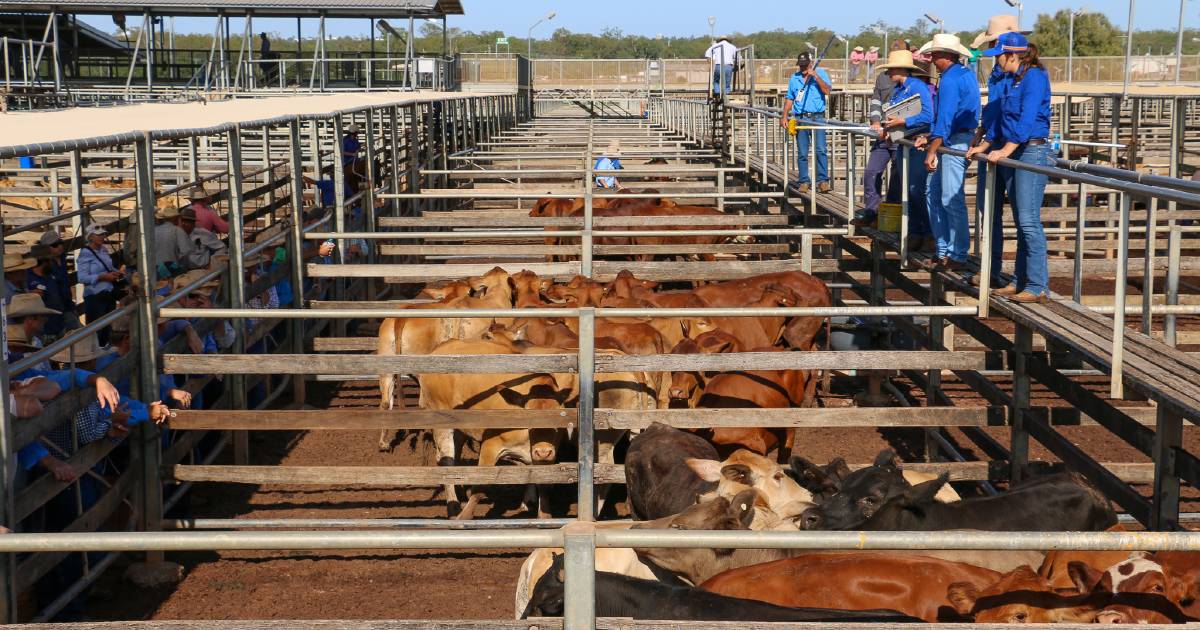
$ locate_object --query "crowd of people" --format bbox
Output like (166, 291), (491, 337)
(2, 140), (372, 618)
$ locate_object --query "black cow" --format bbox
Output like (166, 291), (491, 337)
(804, 471), (1117, 532)
(791, 448), (915, 529)
(522, 553), (923, 623)
(625, 422), (719, 520)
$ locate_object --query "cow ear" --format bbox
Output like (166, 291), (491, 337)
(826, 457), (850, 483)
(720, 463), (754, 485)
(1067, 560), (1108, 594)
(790, 456), (834, 494)
(874, 448), (900, 468)
(900, 474), (949, 506)
(729, 489), (759, 528)
(685, 458), (723, 482)
(946, 582), (979, 616)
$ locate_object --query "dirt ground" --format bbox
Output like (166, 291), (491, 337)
(80, 359), (1200, 622)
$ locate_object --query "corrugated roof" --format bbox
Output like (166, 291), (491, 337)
(0, 0), (463, 18)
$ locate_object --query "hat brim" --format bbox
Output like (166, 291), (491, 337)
(52, 347), (107, 363)
(972, 28), (1034, 49)
(878, 62), (922, 73)
(921, 43), (972, 58)
(5, 259), (36, 272)
(981, 42), (1028, 57)
(10, 306), (62, 317)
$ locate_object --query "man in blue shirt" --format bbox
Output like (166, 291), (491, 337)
(782, 52), (833, 194)
(914, 34), (981, 269)
(594, 140), (623, 190)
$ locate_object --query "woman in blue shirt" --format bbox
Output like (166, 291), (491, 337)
(966, 33), (1052, 303)
(878, 49), (935, 253)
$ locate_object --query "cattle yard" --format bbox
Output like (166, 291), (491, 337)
(4, 21), (1200, 628)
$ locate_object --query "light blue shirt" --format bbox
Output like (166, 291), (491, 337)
(595, 156), (621, 189)
(786, 68), (832, 116)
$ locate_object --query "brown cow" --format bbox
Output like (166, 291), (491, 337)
(1070, 552), (1200, 624)
(947, 565), (1104, 623)
(700, 553), (1001, 622)
(1037, 524), (1131, 590)
(691, 270), (831, 351)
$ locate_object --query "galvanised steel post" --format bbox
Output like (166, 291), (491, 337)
(68, 149), (83, 237)
(407, 104), (420, 219)
(286, 117), (308, 406)
(977, 163), (996, 318)
(132, 133), (163, 560)
(1165, 97), (1183, 345)
(388, 106), (401, 218)
(1142, 197), (1158, 336)
(1073, 163), (1088, 304)
(0, 218), (16, 623)
(1011, 323), (1032, 484)
(1111, 192), (1133, 399)
(899, 146), (910, 261)
(226, 125), (250, 465)
(562, 522), (596, 630)
(332, 113), (348, 334)
(362, 108), (379, 299)
(1152, 405), (1183, 530)
(577, 307), (596, 522)
(582, 129), (594, 277)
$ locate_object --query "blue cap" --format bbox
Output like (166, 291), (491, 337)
(981, 31), (1029, 57)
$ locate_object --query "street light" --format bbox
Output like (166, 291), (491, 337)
(1122, 0), (1135, 95)
(1004, 0), (1025, 30)
(835, 34), (850, 83)
(924, 12), (945, 33)
(1068, 7), (1089, 84)
(1173, 0), (1192, 84)
(527, 10), (556, 59)
(872, 25), (889, 57)
(708, 16), (717, 41)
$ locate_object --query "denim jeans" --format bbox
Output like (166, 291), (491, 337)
(795, 115), (829, 185)
(712, 65), (734, 94)
(1006, 143), (1052, 295)
(982, 161), (1012, 284)
(899, 145), (932, 236)
(860, 140), (895, 219)
(926, 131), (973, 261)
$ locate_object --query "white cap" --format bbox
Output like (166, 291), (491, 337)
(347, 123), (361, 134)
(86, 223), (109, 237)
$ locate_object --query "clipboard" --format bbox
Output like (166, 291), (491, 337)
(882, 94), (923, 141)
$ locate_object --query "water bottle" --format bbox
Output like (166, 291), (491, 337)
(1052, 133), (1062, 156)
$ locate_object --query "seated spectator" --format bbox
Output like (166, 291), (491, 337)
(76, 223), (126, 345)
(178, 207), (228, 269)
(7, 321), (120, 410)
(153, 199), (203, 273)
(36, 230), (79, 331)
(98, 317), (192, 408)
(4, 251), (35, 304)
(6, 330), (79, 485)
(188, 185), (229, 235)
(26, 243), (72, 338)
(7, 293), (61, 368)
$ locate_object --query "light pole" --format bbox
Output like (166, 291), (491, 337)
(872, 25), (888, 58)
(527, 10), (556, 60)
(1069, 7), (1089, 84)
(1005, 0), (1025, 30)
(1122, 0), (1136, 95)
(1174, 0), (1191, 84)
(836, 34), (849, 82)
(924, 12), (945, 34)
(708, 16), (716, 41)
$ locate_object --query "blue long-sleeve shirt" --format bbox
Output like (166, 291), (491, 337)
(929, 63), (981, 142)
(14, 367), (95, 391)
(995, 66), (1052, 145)
(981, 65), (1010, 143)
(889, 76), (933, 134)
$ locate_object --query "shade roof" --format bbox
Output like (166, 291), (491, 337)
(0, 0), (463, 18)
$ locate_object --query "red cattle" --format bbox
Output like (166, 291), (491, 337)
(947, 565), (1104, 623)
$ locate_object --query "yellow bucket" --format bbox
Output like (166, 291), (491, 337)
(878, 203), (902, 233)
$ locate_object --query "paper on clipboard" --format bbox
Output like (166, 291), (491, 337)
(883, 94), (923, 141)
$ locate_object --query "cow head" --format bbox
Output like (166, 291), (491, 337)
(756, 283), (801, 308)
(546, 276), (605, 306)
(1070, 554), (1196, 624)
(947, 565), (1104, 623)
(522, 552), (567, 618)
(667, 331), (740, 406)
(605, 269), (658, 300)
(686, 449), (813, 519)
(418, 279), (470, 302)
(634, 489), (759, 532)
(1157, 551), (1200, 618)
(468, 267), (512, 300)
(529, 196), (578, 219)
(795, 449), (914, 530)
(510, 270), (552, 307)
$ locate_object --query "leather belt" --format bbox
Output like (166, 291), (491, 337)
(1026, 138), (1048, 146)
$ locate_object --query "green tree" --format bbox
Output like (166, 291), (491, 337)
(1030, 9), (1123, 57)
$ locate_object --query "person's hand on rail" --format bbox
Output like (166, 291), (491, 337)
(93, 376), (120, 411)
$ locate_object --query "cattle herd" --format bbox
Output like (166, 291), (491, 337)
(366, 193), (1197, 623)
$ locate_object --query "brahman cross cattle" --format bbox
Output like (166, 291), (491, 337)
(946, 565), (1107, 624)
(417, 338), (573, 519)
(1036, 524), (1133, 590)
(699, 553), (1001, 622)
(800, 471), (1116, 532)
(624, 423), (812, 521)
(689, 270), (831, 351)
(1068, 552), (1200, 623)
(523, 553), (923, 623)
(791, 449), (961, 529)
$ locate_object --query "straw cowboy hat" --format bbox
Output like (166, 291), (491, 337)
(919, 33), (973, 58)
(4, 252), (36, 272)
(173, 269), (220, 293)
(9, 292), (61, 318)
(605, 140), (622, 157)
(914, 59), (934, 79)
(971, 14), (1031, 49)
(877, 49), (922, 73)
(51, 332), (108, 364)
(853, 46), (864, 52)
(156, 196), (182, 220)
(188, 184), (210, 199)
(5, 323), (36, 351)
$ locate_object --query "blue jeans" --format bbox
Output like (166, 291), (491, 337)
(899, 145), (932, 236)
(795, 115), (829, 185)
(1007, 143), (1052, 295)
(982, 161), (1012, 284)
(712, 65), (734, 94)
(926, 132), (973, 261)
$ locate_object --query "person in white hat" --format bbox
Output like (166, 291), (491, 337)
(78, 222), (125, 345)
(3, 251), (35, 305)
(913, 33), (980, 271)
(849, 46), (866, 83)
(595, 140), (624, 190)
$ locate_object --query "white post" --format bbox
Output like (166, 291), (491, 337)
(1122, 0), (1136, 95)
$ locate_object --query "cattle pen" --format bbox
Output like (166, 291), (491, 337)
(4, 18), (1200, 629)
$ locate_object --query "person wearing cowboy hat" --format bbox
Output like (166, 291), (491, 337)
(782, 51), (834, 195)
(849, 46), (866, 83)
(705, 36), (739, 96)
(36, 229), (77, 330)
(342, 122), (365, 189)
(154, 197), (203, 272)
(26, 241), (75, 337)
(966, 32), (1052, 304)
(177, 205), (229, 269)
(188, 184), (229, 235)
(855, 39), (913, 228)
(3, 251), (35, 305)
(878, 48), (936, 254)
(913, 33), (980, 271)
(595, 140), (624, 190)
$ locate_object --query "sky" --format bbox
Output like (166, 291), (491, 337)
(76, 0), (1195, 39)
